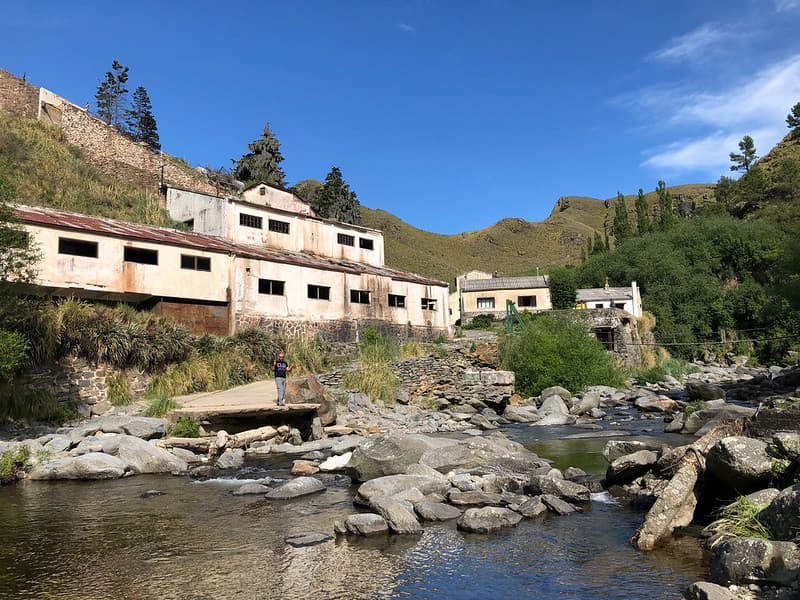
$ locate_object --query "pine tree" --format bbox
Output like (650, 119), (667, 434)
(591, 231), (604, 255)
(729, 135), (758, 172)
(656, 180), (675, 230)
(95, 60), (129, 131)
(125, 86), (160, 150)
(613, 192), (632, 241)
(634, 188), (650, 235)
(313, 166), (362, 225)
(788, 102), (800, 136)
(233, 123), (287, 188)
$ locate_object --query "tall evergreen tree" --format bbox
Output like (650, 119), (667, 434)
(125, 86), (160, 150)
(656, 180), (675, 230)
(547, 267), (578, 310)
(634, 188), (650, 235)
(787, 102), (800, 130)
(729, 135), (758, 172)
(613, 192), (632, 241)
(95, 60), (129, 131)
(233, 123), (287, 188)
(313, 166), (361, 225)
(591, 231), (604, 255)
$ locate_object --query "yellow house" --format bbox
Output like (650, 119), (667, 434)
(458, 275), (551, 324)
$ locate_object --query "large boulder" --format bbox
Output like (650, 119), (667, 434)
(532, 413), (576, 427)
(540, 386), (572, 402)
(456, 507), (522, 533)
(447, 490), (503, 507)
(503, 405), (540, 423)
(603, 440), (662, 463)
(605, 450), (659, 486)
(685, 382), (726, 402)
(355, 474), (451, 506)
(340, 513), (389, 536)
(371, 497), (423, 534)
(683, 581), (739, 600)
(414, 501), (462, 521)
(346, 434), (456, 482)
(525, 475), (591, 503)
(538, 395), (570, 416)
(634, 396), (681, 413)
(757, 484), (800, 541)
(68, 416), (166, 444)
(28, 452), (129, 480)
(709, 537), (800, 587)
(285, 375), (337, 426)
(706, 437), (773, 491)
(516, 496), (548, 518)
(265, 477), (326, 500)
(97, 434), (187, 474)
(683, 404), (755, 435)
(570, 393), (601, 416)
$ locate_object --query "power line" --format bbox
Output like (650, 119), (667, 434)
(633, 333), (800, 347)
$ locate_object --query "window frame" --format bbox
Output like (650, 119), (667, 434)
(350, 289), (370, 304)
(308, 284), (331, 301)
(258, 279), (285, 296)
(180, 254), (211, 272)
(421, 297), (438, 311)
(476, 297), (495, 310)
(268, 219), (290, 235)
(123, 246), (158, 265)
(359, 237), (374, 250)
(388, 293), (406, 308)
(239, 212), (263, 229)
(58, 237), (98, 258)
(517, 295), (536, 308)
(337, 233), (355, 246)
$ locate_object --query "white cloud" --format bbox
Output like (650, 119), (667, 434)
(775, 0), (800, 12)
(649, 23), (733, 63)
(398, 22), (416, 35)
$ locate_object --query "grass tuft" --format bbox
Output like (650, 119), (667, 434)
(707, 496), (772, 546)
(0, 445), (31, 484)
(169, 416), (200, 438)
(142, 393), (181, 418)
(107, 371), (133, 406)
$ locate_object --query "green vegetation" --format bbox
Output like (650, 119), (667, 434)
(548, 266), (578, 310)
(0, 445), (31, 484)
(142, 393), (181, 417)
(684, 400), (706, 418)
(286, 335), (327, 375)
(634, 357), (694, 384)
(233, 123), (287, 188)
(169, 416), (200, 438)
(125, 86), (160, 150)
(107, 371), (133, 406)
(343, 327), (400, 403)
(0, 385), (74, 424)
(310, 166), (362, 225)
(95, 60), (129, 130)
(707, 496), (771, 547)
(499, 313), (626, 396)
(462, 314), (497, 330)
(729, 135), (758, 173)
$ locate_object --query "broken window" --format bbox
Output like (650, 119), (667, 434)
(181, 254), (211, 271)
(259, 186), (266, 196)
(359, 238), (374, 250)
(58, 237), (98, 258)
(476, 297), (495, 309)
(350, 289), (370, 304)
(518, 295), (536, 307)
(268, 219), (290, 234)
(388, 294), (405, 308)
(239, 213), (263, 229)
(421, 298), (437, 311)
(308, 285), (330, 300)
(337, 233), (355, 246)
(258, 279), (284, 295)
(123, 246), (158, 265)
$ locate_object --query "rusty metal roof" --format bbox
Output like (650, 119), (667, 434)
(15, 205), (446, 287)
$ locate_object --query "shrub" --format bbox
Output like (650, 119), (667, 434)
(634, 356), (692, 384)
(107, 371), (133, 406)
(0, 329), (27, 382)
(170, 416), (200, 438)
(142, 393), (180, 417)
(343, 363), (399, 404)
(499, 313), (626, 396)
(0, 385), (75, 424)
(286, 335), (326, 374)
(232, 328), (281, 365)
(0, 445), (31, 484)
(401, 340), (424, 358)
(463, 314), (495, 329)
(684, 400), (706, 417)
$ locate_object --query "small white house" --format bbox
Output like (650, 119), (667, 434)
(576, 280), (642, 317)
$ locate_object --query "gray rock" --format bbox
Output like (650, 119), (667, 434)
(371, 497), (423, 534)
(758, 484), (800, 541)
(709, 537), (800, 587)
(169, 447), (203, 464)
(269, 439), (336, 455)
(525, 475), (590, 503)
(772, 433), (800, 460)
(67, 416), (166, 444)
(706, 437), (773, 490)
(684, 405), (755, 435)
(634, 396), (681, 413)
(301, 450), (325, 461)
(516, 496), (548, 518)
(563, 466), (587, 480)
(571, 393), (601, 416)
(540, 494), (579, 515)
(450, 473), (480, 492)
(355, 474), (451, 505)
(502, 406), (540, 423)
(540, 386), (572, 402)
(605, 450), (659, 485)
(345, 434), (457, 482)
(603, 440), (662, 463)
(539, 395), (570, 416)
(265, 477), (326, 500)
(683, 581), (738, 600)
(665, 413), (686, 433)
(414, 501), (462, 521)
(330, 435), (363, 455)
(531, 413), (576, 426)
(285, 532), (332, 547)
(28, 452), (129, 480)
(456, 506), (522, 533)
(686, 381), (726, 401)
(44, 435), (71, 453)
(405, 463), (449, 481)
(232, 483), (270, 496)
(448, 490), (503, 507)
(319, 452), (351, 472)
(107, 435), (186, 474)
(216, 448), (245, 470)
(469, 414), (498, 431)
(343, 513), (389, 536)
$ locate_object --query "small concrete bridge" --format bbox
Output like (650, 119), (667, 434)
(170, 380), (320, 435)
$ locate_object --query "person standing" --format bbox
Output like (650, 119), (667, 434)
(274, 351), (292, 406)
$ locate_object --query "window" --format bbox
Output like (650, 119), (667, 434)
(388, 294), (405, 308)
(337, 233), (355, 246)
(476, 297), (495, 309)
(58, 237), (97, 258)
(259, 186), (266, 196)
(350, 289), (370, 304)
(181, 254), (211, 271)
(421, 298), (437, 311)
(594, 303), (604, 309)
(359, 238), (374, 250)
(239, 213), (263, 229)
(614, 303), (626, 310)
(123, 246), (158, 265)
(183, 218), (194, 230)
(258, 279), (285, 295)
(268, 219), (290, 234)
(308, 285), (330, 300)
(518, 295), (536, 308)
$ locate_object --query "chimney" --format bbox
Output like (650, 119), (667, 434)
(604, 276), (609, 291)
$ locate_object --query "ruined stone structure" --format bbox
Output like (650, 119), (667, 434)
(581, 308), (643, 367)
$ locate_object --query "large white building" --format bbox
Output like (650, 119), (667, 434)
(16, 184), (451, 341)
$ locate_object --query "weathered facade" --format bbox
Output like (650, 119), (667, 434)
(457, 274), (552, 324)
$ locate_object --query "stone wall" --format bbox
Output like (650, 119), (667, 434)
(236, 315), (449, 343)
(25, 357), (151, 417)
(569, 308), (643, 367)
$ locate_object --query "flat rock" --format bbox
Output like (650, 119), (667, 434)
(683, 581), (738, 600)
(456, 507), (522, 533)
(319, 452), (351, 472)
(502, 406), (540, 423)
(448, 490), (503, 507)
(541, 494), (579, 515)
(291, 460), (320, 476)
(525, 475), (591, 503)
(345, 434), (456, 482)
(232, 483), (270, 496)
(414, 501), (462, 521)
(28, 452), (129, 480)
(605, 450), (659, 486)
(540, 386), (571, 402)
(343, 513), (389, 536)
(265, 477), (326, 500)
(516, 496), (548, 518)
(216, 448), (245, 470)
(284, 532), (333, 547)
(371, 497), (423, 534)
(355, 474), (451, 505)
(685, 381), (726, 401)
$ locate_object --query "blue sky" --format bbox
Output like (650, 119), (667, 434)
(3, 1), (799, 233)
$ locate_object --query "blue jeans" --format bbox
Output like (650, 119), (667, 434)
(276, 377), (287, 406)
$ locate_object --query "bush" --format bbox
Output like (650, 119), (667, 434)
(633, 357), (693, 384)
(142, 393), (180, 417)
(169, 416), (200, 438)
(286, 335), (326, 374)
(107, 371), (133, 406)
(499, 313), (625, 396)
(0, 329), (27, 382)
(706, 496), (771, 547)
(343, 363), (399, 404)
(0, 445), (31, 484)
(463, 314), (496, 329)
(0, 385), (75, 424)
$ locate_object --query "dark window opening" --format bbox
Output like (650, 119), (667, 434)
(337, 233), (355, 246)
(269, 219), (290, 234)
(359, 238), (374, 250)
(181, 254), (211, 271)
(350, 289), (370, 304)
(258, 279), (285, 295)
(308, 285), (330, 300)
(614, 303), (626, 310)
(518, 295), (536, 307)
(421, 298), (437, 311)
(388, 294), (405, 308)
(183, 218), (194, 230)
(259, 186), (266, 196)
(240, 213), (263, 229)
(58, 237), (98, 258)
(123, 246), (158, 265)
(594, 327), (615, 351)
(594, 303), (604, 309)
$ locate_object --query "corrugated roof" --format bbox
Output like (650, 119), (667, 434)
(15, 205), (446, 287)
(462, 276), (549, 292)
(577, 287), (634, 302)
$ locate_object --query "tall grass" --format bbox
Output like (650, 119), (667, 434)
(0, 385), (75, 424)
(343, 327), (400, 404)
(286, 335), (326, 375)
(106, 371), (133, 406)
(142, 393), (181, 418)
(706, 496), (772, 547)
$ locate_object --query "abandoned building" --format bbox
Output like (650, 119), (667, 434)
(16, 201), (451, 341)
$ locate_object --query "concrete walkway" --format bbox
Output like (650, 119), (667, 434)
(173, 379), (278, 410)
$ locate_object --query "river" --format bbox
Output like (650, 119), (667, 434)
(0, 423), (708, 599)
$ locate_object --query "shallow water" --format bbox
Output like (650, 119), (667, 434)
(0, 424), (709, 600)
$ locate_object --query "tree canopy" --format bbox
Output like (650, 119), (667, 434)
(612, 192), (632, 241)
(787, 101), (800, 132)
(233, 123), (287, 188)
(125, 86), (160, 150)
(312, 166), (361, 225)
(730, 135), (758, 172)
(95, 60), (129, 131)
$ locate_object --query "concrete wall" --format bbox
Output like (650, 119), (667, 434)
(461, 287), (551, 322)
(242, 184), (316, 216)
(166, 187), (227, 237)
